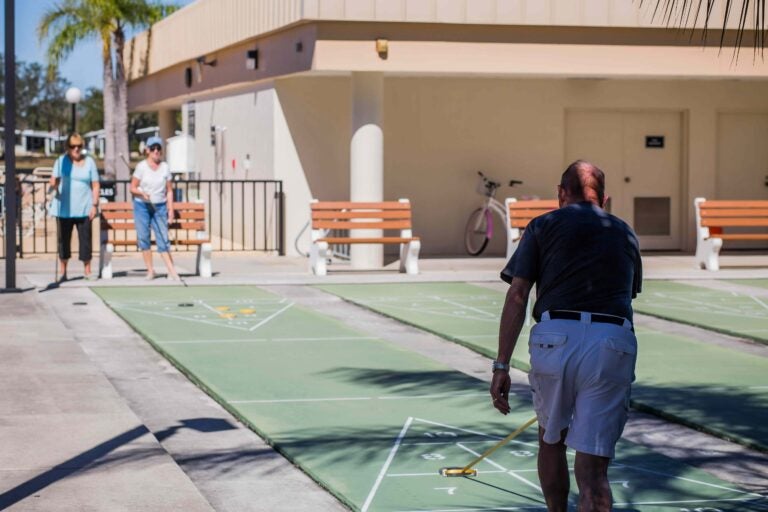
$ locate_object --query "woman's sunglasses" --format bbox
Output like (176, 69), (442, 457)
(149, 144), (162, 152)
(69, 144), (83, 150)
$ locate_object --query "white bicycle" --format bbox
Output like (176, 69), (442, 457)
(464, 171), (523, 256)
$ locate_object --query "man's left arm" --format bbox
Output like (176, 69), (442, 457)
(490, 277), (532, 415)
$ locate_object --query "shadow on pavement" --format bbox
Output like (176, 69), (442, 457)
(0, 417), (237, 509)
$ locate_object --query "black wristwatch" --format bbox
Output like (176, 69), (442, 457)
(492, 360), (510, 373)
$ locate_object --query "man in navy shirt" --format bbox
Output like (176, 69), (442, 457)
(490, 161), (641, 511)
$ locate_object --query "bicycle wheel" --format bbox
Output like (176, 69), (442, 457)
(464, 207), (490, 256)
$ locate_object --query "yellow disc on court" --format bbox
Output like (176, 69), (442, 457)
(215, 306), (230, 312)
(219, 313), (236, 319)
(239, 308), (256, 315)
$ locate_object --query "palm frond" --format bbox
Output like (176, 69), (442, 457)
(642, 0), (766, 56)
(38, 0), (102, 77)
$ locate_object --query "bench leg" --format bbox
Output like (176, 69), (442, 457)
(695, 237), (723, 271)
(399, 240), (421, 275)
(100, 243), (114, 279)
(310, 241), (329, 276)
(506, 225), (522, 261)
(196, 242), (213, 278)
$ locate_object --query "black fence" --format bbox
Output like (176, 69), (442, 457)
(0, 178), (284, 258)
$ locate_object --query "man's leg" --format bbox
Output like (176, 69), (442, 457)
(538, 426), (569, 512)
(574, 451), (611, 511)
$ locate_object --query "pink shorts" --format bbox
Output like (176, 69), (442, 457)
(527, 310), (637, 459)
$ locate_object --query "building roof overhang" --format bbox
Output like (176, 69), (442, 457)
(128, 19), (768, 112)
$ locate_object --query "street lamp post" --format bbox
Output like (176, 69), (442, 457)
(65, 87), (82, 134)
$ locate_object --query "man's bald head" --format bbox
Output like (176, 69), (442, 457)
(559, 160), (606, 207)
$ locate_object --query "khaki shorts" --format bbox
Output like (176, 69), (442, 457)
(527, 310), (637, 459)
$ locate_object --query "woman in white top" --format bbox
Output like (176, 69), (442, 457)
(129, 136), (180, 280)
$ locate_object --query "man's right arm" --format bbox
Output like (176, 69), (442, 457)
(490, 277), (532, 415)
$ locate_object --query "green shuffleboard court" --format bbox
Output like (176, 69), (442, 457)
(727, 279), (768, 291)
(93, 286), (767, 511)
(318, 282), (768, 451)
(317, 282), (530, 367)
(634, 281), (768, 343)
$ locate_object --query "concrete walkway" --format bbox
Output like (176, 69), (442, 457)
(0, 279), (214, 511)
(1, 252), (767, 510)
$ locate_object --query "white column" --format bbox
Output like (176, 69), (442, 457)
(350, 72), (384, 269)
(158, 109), (175, 142)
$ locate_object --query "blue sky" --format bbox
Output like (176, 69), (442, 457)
(0, 0), (193, 93)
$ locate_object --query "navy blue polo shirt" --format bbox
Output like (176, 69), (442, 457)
(501, 201), (642, 322)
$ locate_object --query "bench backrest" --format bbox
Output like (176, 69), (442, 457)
(100, 201), (208, 240)
(694, 197), (768, 238)
(310, 199), (414, 239)
(505, 198), (558, 259)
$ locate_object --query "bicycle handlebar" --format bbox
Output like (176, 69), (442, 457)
(477, 171), (523, 188)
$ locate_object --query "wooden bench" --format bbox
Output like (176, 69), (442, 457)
(694, 197), (768, 271)
(99, 201), (213, 279)
(309, 199), (421, 275)
(505, 198), (559, 259)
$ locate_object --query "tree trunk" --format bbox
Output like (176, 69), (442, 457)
(102, 35), (117, 179)
(113, 25), (130, 181)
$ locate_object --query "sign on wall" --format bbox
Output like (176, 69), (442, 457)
(645, 135), (664, 148)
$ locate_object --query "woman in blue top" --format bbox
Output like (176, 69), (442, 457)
(48, 133), (100, 281)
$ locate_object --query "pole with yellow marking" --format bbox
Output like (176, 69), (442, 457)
(439, 416), (538, 477)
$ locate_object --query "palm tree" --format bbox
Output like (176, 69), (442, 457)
(644, 0), (767, 53)
(39, 0), (177, 179)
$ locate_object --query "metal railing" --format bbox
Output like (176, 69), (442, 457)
(0, 178), (284, 258)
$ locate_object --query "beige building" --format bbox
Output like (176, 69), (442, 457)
(127, 0), (768, 259)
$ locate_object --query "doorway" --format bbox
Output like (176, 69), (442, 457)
(565, 110), (683, 250)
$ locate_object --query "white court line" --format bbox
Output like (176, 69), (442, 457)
(249, 302), (294, 331)
(456, 443), (543, 494)
(361, 417), (413, 512)
(750, 295), (768, 312)
(368, 303), (498, 323)
(433, 296), (498, 318)
(386, 469), (508, 477)
(402, 441), (532, 447)
(197, 299), (230, 316)
(639, 302), (768, 321)
(414, 418), (539, 449)
(613, 497), (768, 506)
(459, 333), (531, 340)
(116, 305), (250, 332)
(354, 294), (498, 304)
(230, 397), (372, 404)
(158, 336), (378, 345)
(229, 391), (489, 405)
(647, 293), (751, 314)
(650, 293), (766, 317)
(748, 385), (768, 389)
(615, 462), (764, 498)
(379, 392), (489, 400)
(393, 497), (768, 512)
(109, 298), (279, 307)
(394, 506), (544, 511)
(455, 443), (507, 471)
